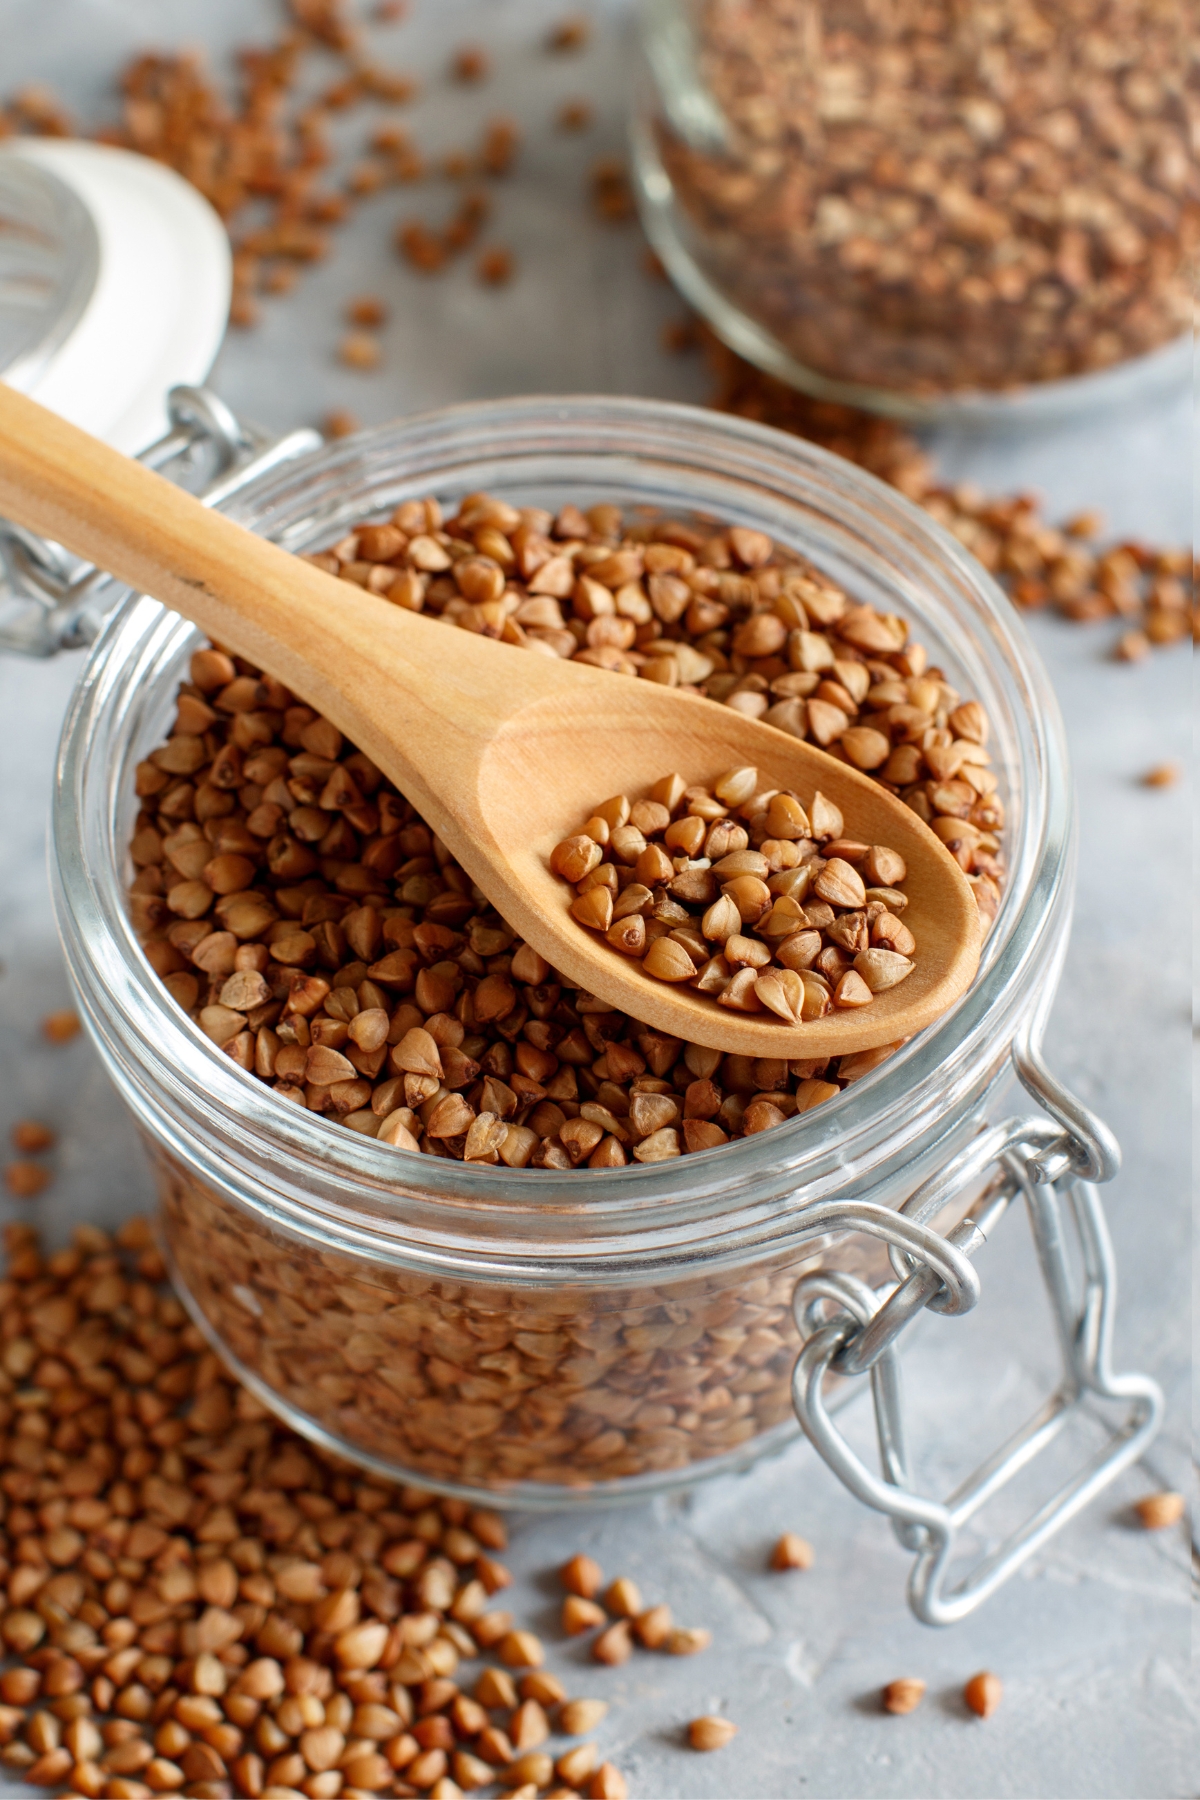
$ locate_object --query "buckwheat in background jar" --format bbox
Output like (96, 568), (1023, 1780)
(634, 0), (1196, 419)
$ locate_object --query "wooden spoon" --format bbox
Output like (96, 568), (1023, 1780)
(0, 384), (981, 1057)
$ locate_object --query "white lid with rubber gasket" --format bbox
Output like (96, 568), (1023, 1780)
(0, 138), (231, 454)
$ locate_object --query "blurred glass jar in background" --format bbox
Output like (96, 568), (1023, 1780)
(634, 0), (1196, 417)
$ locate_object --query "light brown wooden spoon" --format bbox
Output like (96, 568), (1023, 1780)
(0, 383), (982, 1057)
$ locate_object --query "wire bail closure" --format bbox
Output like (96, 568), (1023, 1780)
(790, 1036), (1162, 1625)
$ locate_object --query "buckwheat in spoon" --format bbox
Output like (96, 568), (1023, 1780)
(0, 385), (980, 1055)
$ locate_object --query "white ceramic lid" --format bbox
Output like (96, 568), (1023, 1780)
(0, 139), (231, 454)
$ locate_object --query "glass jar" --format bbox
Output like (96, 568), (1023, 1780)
(51, 395), (1071, 1510)
(632, 0), (1196, 423)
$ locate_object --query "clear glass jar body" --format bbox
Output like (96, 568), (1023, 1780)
(52, 396), (1072, 1507)
(633, 0), (1196, 422)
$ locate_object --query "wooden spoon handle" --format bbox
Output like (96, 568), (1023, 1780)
(0, 383), (544, 786)
(0, 387), (983, 1056)
(0, 382), (363, 671)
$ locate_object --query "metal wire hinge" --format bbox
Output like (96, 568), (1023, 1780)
(790, 1043), (1163, 1625)
(0, 385), (321, 656)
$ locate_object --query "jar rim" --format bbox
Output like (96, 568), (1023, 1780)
(52, 394), (1073, 1281)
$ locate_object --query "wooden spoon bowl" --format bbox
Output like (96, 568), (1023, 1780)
(479, 689), (981, 1055)
(0, 385), (981, 1057)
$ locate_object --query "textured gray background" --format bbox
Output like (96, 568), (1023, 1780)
(0, 2), (1194, 1796)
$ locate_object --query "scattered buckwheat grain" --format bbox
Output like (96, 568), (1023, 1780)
(10, 1121), (54, 1153)
(452, 44), (490, 83)
(477, 245), (515, 285)
(591, 157), (634, 221)
(338, 329), (382, 369)
(770, 1531), (814, 1570)
(688, 1715), (738, 1750)
(633, 1604), (672, 1649)
(561, 1553), (604, 1597)
(40, 1009), (80, 1044)
(3, 1162), (51, 1199)
(588, 1762), (628, 1800)
(322, 408), (361, 440)
(564, 1596), (607, 1635)
(559, 1698), (608, 1735)
(882, 1678), (926, 1715)
(548, 15), (590, 52)
(603, 1577), (642, 1618)
(347, 294), (388, 327)
(591, 1621), (633, 1666)
(963, 1671), (1003, 1718)
(1133, 1491), (1186, 1529)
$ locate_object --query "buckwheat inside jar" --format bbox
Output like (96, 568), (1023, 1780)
(127, 492), (1003, 1171)
(99, 445), (1024, 1498)
(158, 1161), (821, 1490)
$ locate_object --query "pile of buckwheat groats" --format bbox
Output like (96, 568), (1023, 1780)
(0, 1217), (664, 1799)
(0, 1208), (1186, 1792)
(126, 494), (998, 1162)
(0, 1162), (1188, 1793)
(551, 769), (916, 1031)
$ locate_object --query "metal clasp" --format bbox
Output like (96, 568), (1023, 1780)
(790, 1043), (1162, 1625)
(0, 384), (320, 655)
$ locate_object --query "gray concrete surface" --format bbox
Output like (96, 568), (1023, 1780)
(0, 3), (1195, 1796)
